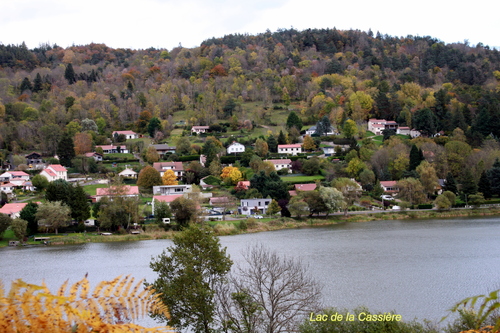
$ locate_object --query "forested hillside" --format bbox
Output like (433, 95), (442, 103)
(1, 27), (500, 156)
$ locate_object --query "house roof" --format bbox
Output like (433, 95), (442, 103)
(265, 159), (292, 165)
(153, 162), (184, 172)
(380, 181), (397, 187)
(154, 194), (184, 203)
(152, 144), (176, 150)
(96, 185), (139, 197)
(192, 126), (209, 129)
(236, 181), (250, 189)
(85, 152), (102, 157)
(25, 152), (42, 158)
(294, 183), (317, 191)
(48, 164), (67, 172)
(95, 145), (127, 151)
(113, 130), (137, 135)
(118, 168), (137, 175)
(9, 171), (29, 177)
(0, 203), (27, 215)
(278, 144), (302, 148)
(42, 168), (56, 177)
(1, 182), (15, 188)
(228, 142), (244, 147)
(210, 197), (230, 204)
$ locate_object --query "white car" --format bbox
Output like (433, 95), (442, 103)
(252, 215), (264, 219)
(381, 195), (395, 201)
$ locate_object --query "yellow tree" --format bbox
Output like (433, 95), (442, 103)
(73, 132), (92, 156)
(220, 166), (242, 185)
(302, 135), (316, 151)
(0, 275), (175, 333)
(162, 169), (178, 185)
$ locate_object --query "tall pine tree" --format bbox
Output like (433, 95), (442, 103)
(64, 64), (76, 84)
(57, 131), (75, 167)
(477, 171), (492, 199)
(487, 158), (500, 196)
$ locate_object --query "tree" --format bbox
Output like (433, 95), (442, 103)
(148, 117), (162, 138)
(413, 108), (437, 136)
(31, 174), (49, 192)
(145, 146), (160, 164)
(57, 131), (75, 167)
(443, 172), (458, 194)
(74, 132), (93, 156)
(487, 158), (500, 196)
(11, 218), (28, 242)
(460, 168), (478, 196)
(408, 144), (424, 171)
(216, 244), (321, 333)
(220, 166), (242, 185)
(170, 197), (198, 228)
(331, 178), (361, 215)
(301, 157), (321, 175)
(203, 137), (223, 169)
(434, 194), (452, 210)
(477, 171), (492, 199)
(154, 199), (172, 224)
(342, 119), (358, 139)
(288, 195), (309, 218)
(469, 193), (485, 208)
(319, 187), (345, 215)
(33, 73), (43, 93)
(416, 160), (439, 198)
(35, 201), (71, 234)
(19, 202), (38, 235)
(81, 118), (98, 132)
(68, 184), (91, 222)
(137, 166), (163, 191)
(315, 115), (332, 136)
(277, 130), (287, 145)
(45, 179), (73, 203)
(0, 213), (12, 240)
(250, 171), (289, 201)
(0, 275), (173, 333)
(266, 199), (281, 216)
(254, 138), (268, 157)
(286, 111), (303, 131)
(176, 136), (192, 155)
(267, 134), (278, 153)
(64, 63), (76, 84)
(303, 191), (329, 216)
(302, 135), (316, 151)
(396, 178), (426, 205)
(147, 224), (232, 333)
(161, 169), (178, 185)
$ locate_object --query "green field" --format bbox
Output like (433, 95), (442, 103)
(280, 175), (325, 183)
(83, 184), (109, 196)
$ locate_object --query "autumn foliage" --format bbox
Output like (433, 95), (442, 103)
(0, 275), (175, 333)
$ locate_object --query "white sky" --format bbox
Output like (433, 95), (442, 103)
(0, 0), (498, 50)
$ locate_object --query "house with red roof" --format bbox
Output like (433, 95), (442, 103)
(0, 171), (30, 185)
(278, 144), (302, 156)
(0, 203), (28, 219)
(95, 145), (129, 154)
(85, 152), (103, 161)
(39, 164), (67, 182)
(112, 130), (138, 140)
(191, 126), (209, 134)
(289, 183), (317, 196)
(264, 159), (292, 173)
(380, 181), (399, 193)
(153, 162), (184, 178)
(368, 119), (398, 135)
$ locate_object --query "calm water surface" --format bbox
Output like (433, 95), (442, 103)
(1, 216), (500, 326)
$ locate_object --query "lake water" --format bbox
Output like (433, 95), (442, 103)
(1, 216), (500, 328)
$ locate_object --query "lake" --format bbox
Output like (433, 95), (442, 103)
(1, 216), (500, 328)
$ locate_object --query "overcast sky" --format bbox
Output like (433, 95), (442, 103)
(1, 0), (498, 50)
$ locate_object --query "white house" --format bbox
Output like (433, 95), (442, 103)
(368, 119), (398, 135)
(227, 142), (245, 154)
(118, 168), (137, 178)
(0, 171), (30, 186)
(153, 162), (184, 178)
(153, 185), (193, 196)
(84, 152), (103, 161)
(191, 126), (209, 134)
(0, 203), (28, 219)
(95, 145), (129, 154)
(380, 181), (399, 194)
(39, 164), (67, 182)
(278, 144), (302, 156)
(112, 130), (139, 140)
(0, 182), (15, 194)
(264, 159), (292, 173)
(306, 124), (337, 136)
(397, 127), (421, 137)
(238, 198), (271, 216)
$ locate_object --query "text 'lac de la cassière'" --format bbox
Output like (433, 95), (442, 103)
(309, 312), (402, 322)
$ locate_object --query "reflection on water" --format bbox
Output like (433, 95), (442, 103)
(1, 216), (500, 325)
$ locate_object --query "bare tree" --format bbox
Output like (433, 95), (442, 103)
(216, 244), (322, 333)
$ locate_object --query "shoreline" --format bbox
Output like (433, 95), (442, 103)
(4, 207), (500, 247)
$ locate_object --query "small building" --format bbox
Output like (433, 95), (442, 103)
(39, 165), (67, 182)
(112, 130), (139, 140)
(153, 162), (184, 178)
(25, 152), (43, 166)
(321, 146), (336, 156)
(0, 202), (28, 219)
(227, 142), (245, 154)
(210, 197), (230, 206)
(0, 171), (30, 185)
(264, 159), (292, 173)
(368, 119), (398, 135)
(153, 185), (193, 196)
(118, 168), (137, 179)
(0, 182), (15, 194)
(85, 152), (103, 161)
(94, 185), (139, 202)
(306, 124), (337, 136)
(191, 126), (209, 134)
(380, 181), (398, 193)
(95, 145), (129, 154)
(238, 198), (271, 216)
(397, 127), (421, 137)
(152, 144), (176, 157)
(278, 144), (302, 156)
(289, 183), (317, 196)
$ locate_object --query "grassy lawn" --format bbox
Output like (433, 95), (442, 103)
(280, 175), (325, 183)
(83, 184), (109, 196)
(104, 153), (136, 160)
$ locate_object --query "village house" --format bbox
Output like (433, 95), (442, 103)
(191, 126), (209, 134)
(153, 162), (184, 178)
(227, 142), (245, 154)
(95, 145), (129, 154)
(152, 194), (185, 213)
(153, 185), (193, 196)
(368, 119), (398, 135)
(93, 185), (139, 202)
(278, 144), (302, 156)
(0, 182), (15, 195)
(305, 124), (337, 136)
(118, 168), (137, 179)
(39, 164), (67, 182)
(238, 198), (271, 216)
(380, 181), (399, 194)
(289, 183), (317, 196)
(152, 144), (176, 157)
(264, 159), (292, 173)
(396, 127), (421, 137)
(84, 152), (103, 161)
(112, 130), (139, 140)
(25, 152), (43, 167)
(0, 202), (28, 219)
(0, 171), (30, 185)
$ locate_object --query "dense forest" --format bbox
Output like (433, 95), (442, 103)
(1, 27), (500, 156)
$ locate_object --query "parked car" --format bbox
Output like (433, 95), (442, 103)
(381, 195), (395, 201)
(252, 215), (263, 219)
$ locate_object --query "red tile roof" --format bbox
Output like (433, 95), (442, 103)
(153, 194), (184, 203)
(278, 144), (302, 148)
(48, 164), (67, 172)
(294, 183), (317, 191)
(0, 203), (27, 215)
(96, 185), (139, 196)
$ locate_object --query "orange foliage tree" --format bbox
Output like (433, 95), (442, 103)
(74, 132), (93, 156)
(162, 169), (178, 185)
